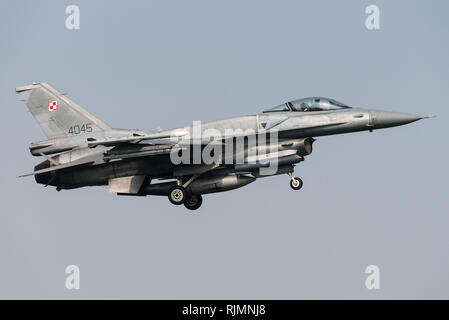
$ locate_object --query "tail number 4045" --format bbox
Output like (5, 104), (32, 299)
(68, 123), (93, 135)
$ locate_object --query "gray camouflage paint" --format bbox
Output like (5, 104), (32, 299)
(16, 82), (429, 208)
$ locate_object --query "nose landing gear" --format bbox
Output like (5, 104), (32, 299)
(289, 174), (303, 190)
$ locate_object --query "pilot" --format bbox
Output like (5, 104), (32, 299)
(300, 102), (310, 111)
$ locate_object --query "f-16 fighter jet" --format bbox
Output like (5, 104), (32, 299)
(17, 83), (432, 210)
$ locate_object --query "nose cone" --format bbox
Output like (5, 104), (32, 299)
(369, 110), (423, 129)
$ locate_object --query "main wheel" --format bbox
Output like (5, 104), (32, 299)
(168, 186), (187, 205)
(184, 194), (203, 211)
(290, 177), (303, 190)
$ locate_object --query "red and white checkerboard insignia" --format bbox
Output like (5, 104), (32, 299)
(48, 101), (58, 111)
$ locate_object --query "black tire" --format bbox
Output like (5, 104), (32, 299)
(184, 194), (203, 211)
(290, 177), (303, 190)
(168, 185), (187, 205)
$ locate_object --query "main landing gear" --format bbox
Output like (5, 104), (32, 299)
(288, 173), (303, 190)
(168, 185), (187, 205)
(183, 193), (203, 211)
(167, 183), (203, 210)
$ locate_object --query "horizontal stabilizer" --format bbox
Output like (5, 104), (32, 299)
(18, 158), (95, 177)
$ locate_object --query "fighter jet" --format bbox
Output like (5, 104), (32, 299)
(16, 82), (432, 210)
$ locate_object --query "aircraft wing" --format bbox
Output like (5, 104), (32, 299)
(102, 145), (178, 161)
(87, 131), (189, 148)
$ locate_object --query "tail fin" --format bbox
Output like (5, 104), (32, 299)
(16, 82), (111, 139)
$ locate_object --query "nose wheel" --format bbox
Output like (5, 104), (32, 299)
(289, 176), (303, 190)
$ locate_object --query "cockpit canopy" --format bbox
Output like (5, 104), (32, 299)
(263, 97), (351, 113)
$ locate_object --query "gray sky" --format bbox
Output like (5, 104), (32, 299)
(1, 0), (448, 299)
